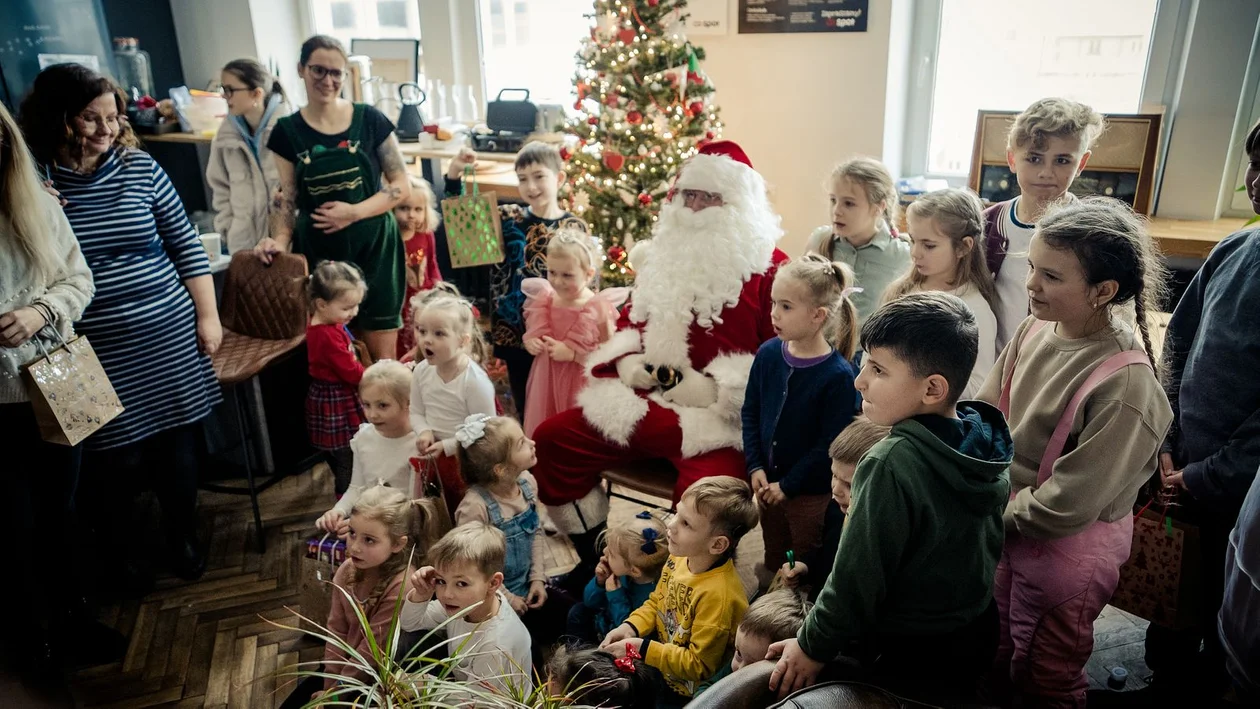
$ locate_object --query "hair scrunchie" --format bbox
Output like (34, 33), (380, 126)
(454, 413), (493, 448)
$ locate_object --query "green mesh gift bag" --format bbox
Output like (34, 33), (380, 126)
(441, 168), (505, 268)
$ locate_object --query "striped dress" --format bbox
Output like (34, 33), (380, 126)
(51, 148), (222, 450)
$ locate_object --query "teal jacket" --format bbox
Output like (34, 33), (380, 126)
(797, 402), (1012, 661)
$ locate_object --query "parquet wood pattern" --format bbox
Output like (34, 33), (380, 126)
(68, 466), (335, 708)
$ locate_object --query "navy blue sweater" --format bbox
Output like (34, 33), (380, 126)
(1165, 228), (1260, 504)
(741, 338), (857, 497)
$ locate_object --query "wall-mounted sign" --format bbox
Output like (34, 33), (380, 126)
(738, 0), (868, 34)
(685, 0), (729, 36)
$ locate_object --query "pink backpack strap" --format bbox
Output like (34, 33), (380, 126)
(1034, 350), (1153, 486)
(998, 319), (1049, 417)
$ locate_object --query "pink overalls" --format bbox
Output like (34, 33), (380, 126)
(994, 322), (1149, 708)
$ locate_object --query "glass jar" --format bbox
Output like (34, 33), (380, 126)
(112, 37), (154, 102)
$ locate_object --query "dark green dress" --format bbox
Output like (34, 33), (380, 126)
(275, 104), (404, 330)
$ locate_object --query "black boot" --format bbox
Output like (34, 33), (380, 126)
(55, 597), (127, 668)
(169, 533), (207, 581)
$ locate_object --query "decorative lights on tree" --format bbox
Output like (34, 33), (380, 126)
(564, 0), (723, 286)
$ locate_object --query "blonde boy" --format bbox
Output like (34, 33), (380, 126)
(400, 522), (532, 695)
(600, 477), (759, 702)
(985, 98), (1104, 348)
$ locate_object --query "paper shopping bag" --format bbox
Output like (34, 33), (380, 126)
(1111, 505), (1202, 628)
(22, 331), (123, 446)
(299, 534), (346, 631)
(441, 172), (504, 268)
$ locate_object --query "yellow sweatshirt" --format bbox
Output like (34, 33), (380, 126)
(624, 555), (747, 697)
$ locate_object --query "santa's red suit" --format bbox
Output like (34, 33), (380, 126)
(532, 141), (787, 534)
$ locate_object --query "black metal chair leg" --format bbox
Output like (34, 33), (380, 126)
(233, 382), (266, 552)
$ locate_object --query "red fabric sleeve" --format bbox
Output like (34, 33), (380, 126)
(420, 231), (442, 289)
(309, 324), (366, 386)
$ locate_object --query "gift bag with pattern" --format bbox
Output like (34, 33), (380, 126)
(1111, 497), (1202, 628)
(441, 168), (504, 268)
(22, 329), (124, 446)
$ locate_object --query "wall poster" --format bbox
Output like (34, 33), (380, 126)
(738, 0), (868, 34)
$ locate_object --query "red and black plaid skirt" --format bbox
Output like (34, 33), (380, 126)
(306, 379), (365, 451)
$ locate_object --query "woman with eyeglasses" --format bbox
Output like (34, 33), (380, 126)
(256, 34), (410, 361)
(208, 58), (290, 253)
(19, 63), (222, 586)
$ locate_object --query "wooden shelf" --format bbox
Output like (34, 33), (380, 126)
(1147, 216), (1249, 260)
(141, 131), (215, 144)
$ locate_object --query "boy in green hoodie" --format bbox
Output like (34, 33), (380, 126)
(768, 291), (1011, 703)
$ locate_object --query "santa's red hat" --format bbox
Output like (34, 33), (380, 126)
(696, 140), (753, 169)
(670, 138), (763, 208)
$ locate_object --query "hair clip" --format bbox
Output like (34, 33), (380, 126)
(613, 645), (642, 673)
(841, 285), (864, 300)
(454, 413), (492, 448)
(635, 511), (653, 520)
(640, 527), (659, 555)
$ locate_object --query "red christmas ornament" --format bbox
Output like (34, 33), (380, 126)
(618, 28), (636, 44)
(602, 152), (626, 171)
(648, 0), (659, 5)
(688, 101), (704, 117)
(608, 245), (626, 262)
(559, 147), (572, 161)
(638, 192), (652, 205)
(706, 131), (715, 139)
(588, 116), (599, 125)
(604, 93), (620, 107)
(627, 110), (643, 125)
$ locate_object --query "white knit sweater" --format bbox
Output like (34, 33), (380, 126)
(0, 192), (95, 403)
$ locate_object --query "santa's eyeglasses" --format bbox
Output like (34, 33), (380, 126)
(678, 189), (724, 209)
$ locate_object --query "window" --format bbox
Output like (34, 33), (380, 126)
(478, 0), (592, 104)
(309, 0), (420, 47)
(920, 0), (1159, 176)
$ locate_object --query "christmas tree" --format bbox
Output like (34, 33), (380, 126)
(563, 0), (724, 286)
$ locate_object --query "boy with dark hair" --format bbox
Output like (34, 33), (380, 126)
(768, 292), (1012, 703)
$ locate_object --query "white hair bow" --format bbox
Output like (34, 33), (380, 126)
(841, 285), (864, 300)
(455, 413), (493, 448)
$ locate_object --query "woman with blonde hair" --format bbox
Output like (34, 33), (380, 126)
(0, 99), (122, 684)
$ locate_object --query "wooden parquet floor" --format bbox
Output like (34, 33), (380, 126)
(68, 465), (338, 709)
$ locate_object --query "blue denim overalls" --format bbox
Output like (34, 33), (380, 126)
(476, 478), (540, 597)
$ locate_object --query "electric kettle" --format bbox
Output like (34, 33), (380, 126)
(395, 82), (427, 142)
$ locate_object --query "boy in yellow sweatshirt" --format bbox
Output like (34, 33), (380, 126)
(600, 477), (758, 703)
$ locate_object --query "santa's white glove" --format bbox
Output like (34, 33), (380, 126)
(659, 367), (719, 408)
(616, 353), (657, 390)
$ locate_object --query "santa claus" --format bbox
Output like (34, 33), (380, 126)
(532, 140), (787, 554)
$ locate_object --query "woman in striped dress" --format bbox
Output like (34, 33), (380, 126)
(21, 64), (222, 581)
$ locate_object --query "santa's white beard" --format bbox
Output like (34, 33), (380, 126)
(628, 200), (779, 367)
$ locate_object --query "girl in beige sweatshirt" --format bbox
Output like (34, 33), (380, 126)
(978, 198), (1172, 709)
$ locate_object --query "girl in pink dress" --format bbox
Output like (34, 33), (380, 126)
(521, 226), (627, 436)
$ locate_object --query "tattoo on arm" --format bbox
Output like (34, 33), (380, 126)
(270, 159), (298, 236)
(377, 135), (407, 204)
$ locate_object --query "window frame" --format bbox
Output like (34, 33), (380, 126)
(902, 0), (1186, 191)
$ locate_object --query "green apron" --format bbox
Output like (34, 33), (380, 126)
(281, 103), (404, 330)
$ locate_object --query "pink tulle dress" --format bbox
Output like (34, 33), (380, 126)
(521, 278), (629, 436)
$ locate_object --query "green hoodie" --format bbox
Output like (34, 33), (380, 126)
(797, 402), (1012, 661)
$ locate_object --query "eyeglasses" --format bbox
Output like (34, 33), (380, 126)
(305, 64), (344, 82)
(220, 85), (252, 97)
(680, 189), (724, 208)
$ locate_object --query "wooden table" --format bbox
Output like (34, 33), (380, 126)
(1148, 216), (1249, 260)
(141, 131), (214, 144)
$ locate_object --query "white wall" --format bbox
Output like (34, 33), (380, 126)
(169, 0), (258, 91)
(696, 2), (896, 255)
(249, 0), (308, 104)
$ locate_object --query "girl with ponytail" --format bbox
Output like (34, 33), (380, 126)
(208, 57), (290, 253)
(740, 253), (860, 590)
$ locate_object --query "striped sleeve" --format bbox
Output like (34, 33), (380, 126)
(149, 157), (211, 280)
